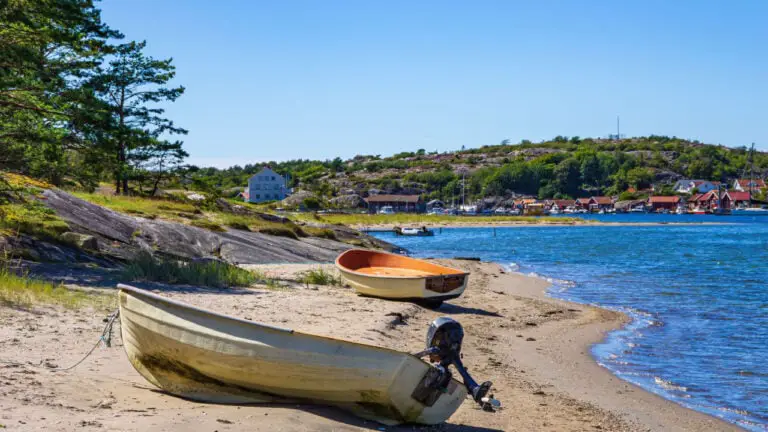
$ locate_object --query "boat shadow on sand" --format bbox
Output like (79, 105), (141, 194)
(436, 303), (502, 318)
(145, 388), (503, 431)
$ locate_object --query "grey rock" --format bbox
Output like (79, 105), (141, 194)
(40, 189), (378, 265)
(59, 232), (98, 251)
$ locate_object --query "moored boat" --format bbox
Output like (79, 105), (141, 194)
(336, 249), (468, 305)
(395, 226), (435, 236)
(117, 284), (495, 425)
(731, 207), (768, 216)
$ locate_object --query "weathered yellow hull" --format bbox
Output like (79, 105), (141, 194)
(340, 270), (467, 300)
(336, 249), (468, 301)
(117, 285), (467, 425)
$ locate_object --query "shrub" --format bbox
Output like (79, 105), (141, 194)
(123, 253), (260, 288)
(190, 219), (226, 232)
(302, 227), (337, 240)
(0, 202), (70, 239)
(297, 268), (343, 286)
(257, 226), (299, 240)
(0, 253), (109, 309)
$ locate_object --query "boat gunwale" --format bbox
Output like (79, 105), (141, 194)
(117, 284), (428, 357)
(335, 249), (469, 281)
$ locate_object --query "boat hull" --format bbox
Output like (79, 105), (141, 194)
(335, 250), (468, 301)
(118, 285), (467, 425)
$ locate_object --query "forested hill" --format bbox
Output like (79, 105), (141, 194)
(190, 136), (768, 203)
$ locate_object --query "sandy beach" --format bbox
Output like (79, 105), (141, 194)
(0, 261), (737, 431)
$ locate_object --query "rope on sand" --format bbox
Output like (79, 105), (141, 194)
(0, 309), (120, 371)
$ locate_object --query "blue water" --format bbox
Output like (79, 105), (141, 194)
(371, 215), (768, 430)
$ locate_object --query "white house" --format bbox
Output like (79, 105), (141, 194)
(672, 179), (718, 194)
(246, 167), (289, 203)
(733, 178), (766, 192)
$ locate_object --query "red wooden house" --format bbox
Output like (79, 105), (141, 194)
(648, 196), (681, 212)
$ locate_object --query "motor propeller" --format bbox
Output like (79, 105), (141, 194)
(414, 317), (501, 411)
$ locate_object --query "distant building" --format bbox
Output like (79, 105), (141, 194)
(690, 190), (728, 210)
(648, 196), (681, 212)
(549, 199), (576, 212)
(672, 179), (718, 194)
(575, 198), (591, 209)
(733, 178), (766, 192)
(426, 199), (444, 211)
(588, 196), (614, 211)
(246, 167), (289, 203)
(365, 194), (424, 213)
(727, 191), (752, 207)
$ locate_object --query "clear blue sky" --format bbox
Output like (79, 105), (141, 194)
(100, 0), (768, 168)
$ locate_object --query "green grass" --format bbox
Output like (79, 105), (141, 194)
(189, 219), (226, 232)
(0, 202), (70, 239)
(0, 266), (110, 309)
(72, 192), (198, 220)
(297, 268), (344, 286)
(292, 213), (584, 226)
(72, 192), (336, 241)
(302, 226), (338, 240)
(123, 253), (270, 288)
(218, 214), (306, 239)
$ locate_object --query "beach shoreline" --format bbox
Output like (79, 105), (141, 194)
(0, 261), (738, 431)
(496, 265), (738, 431)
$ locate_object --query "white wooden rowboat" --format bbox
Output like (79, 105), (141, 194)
(117, 284), (469, 425)
(335, 249), (468, 304)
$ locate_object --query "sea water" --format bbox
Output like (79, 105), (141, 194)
(371, 215), (768, 430)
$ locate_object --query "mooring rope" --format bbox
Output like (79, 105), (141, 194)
(0, 309), (120, 371)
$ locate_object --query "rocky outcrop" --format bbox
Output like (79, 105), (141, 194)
(40, 189), (388, 265)
(328, 194), (366, 209)
(59, 232), (99, 251)
(280, 190), (317, 208)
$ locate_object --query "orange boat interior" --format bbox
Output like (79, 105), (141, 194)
(337, 250), (466, 278)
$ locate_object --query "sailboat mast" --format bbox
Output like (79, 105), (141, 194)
(749, 143), (755, 197)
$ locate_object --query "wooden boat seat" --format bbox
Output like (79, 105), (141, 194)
(355, 266), (436, 277)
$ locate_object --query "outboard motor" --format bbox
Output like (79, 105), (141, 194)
(414, 317), (500, 411)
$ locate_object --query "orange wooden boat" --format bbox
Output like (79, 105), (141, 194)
(335, 249), (468, 305)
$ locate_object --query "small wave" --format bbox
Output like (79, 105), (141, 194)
(654, 377), (688, 393)
(524, 272), (576, 288)
(504, 262), (520, 272)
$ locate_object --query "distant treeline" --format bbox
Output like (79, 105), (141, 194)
(1, 0), (187, 195)
(188, 136), (767, 202)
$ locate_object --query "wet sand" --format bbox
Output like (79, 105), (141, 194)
(0, 261), (737, 431)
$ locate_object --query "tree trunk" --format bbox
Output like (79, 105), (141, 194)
(118, 87), (127, 195)
(151, 173), (162, 196)
(115, 144), (121, 195)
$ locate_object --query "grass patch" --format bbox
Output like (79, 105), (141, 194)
(297, 268), (344, 286)
(0, 202), (70, 239)
(302, 226), (338, 240)
(0, 172), (52, 190)
(0, 266), (110, 309)
(219, 214), (305, 239)
(189, 219), (226, 232)
(74, 192), (334, 241)
(72, 192), (197, 220)
(123, 253), (265, 288)
(292, 213), (584, 226)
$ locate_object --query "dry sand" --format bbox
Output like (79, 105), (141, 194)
(0, 261), (738, 431)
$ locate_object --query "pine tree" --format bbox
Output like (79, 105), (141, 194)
(89, 41), (187, 194)
(0, 0), (119, 182)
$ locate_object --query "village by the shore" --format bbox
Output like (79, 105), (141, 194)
(243, 166), (768, 216)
